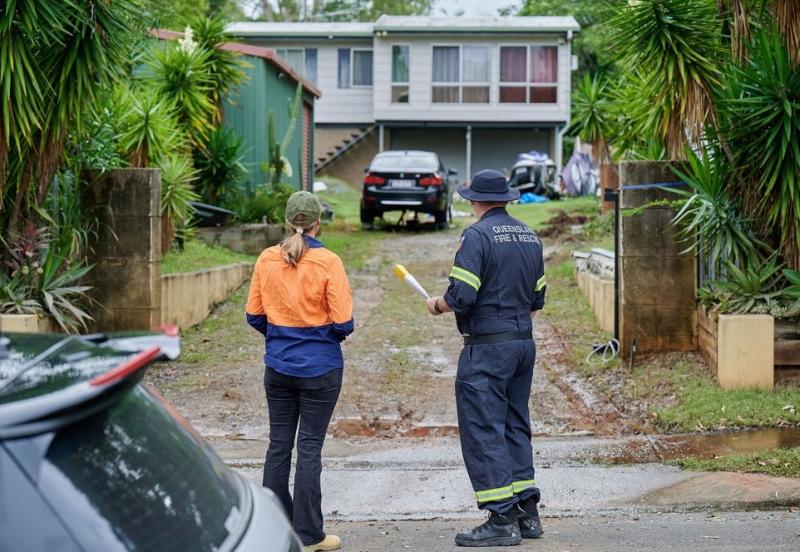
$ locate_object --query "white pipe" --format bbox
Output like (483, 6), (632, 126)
(465, 125), (472, 181)
(555, 125), (568, 179)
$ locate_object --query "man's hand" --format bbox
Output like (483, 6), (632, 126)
(427, 296), (443, 315)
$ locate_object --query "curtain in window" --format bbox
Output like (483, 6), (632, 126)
(353, 50), (373, 86)
(285, 49), (304, 75)
(305, 48), (318, 85)
(462, 45), (489, 83)
(392, 45), (410, 83)
(338, 48), (350, 88)
(500, 46), (527, 82)
(530, 46), (557, 83)
(432, 46), (459, 82)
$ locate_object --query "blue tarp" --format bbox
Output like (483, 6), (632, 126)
(519, 193), (549, 204)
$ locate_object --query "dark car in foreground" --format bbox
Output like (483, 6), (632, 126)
(0, 331), (300, 552)
(360, 150), (456, 229)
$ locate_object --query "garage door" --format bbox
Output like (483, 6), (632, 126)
(471, 129), (551, 176)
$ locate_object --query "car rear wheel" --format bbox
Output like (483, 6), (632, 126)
(434, 205), (451, 230)
(360, 207), (377, 229)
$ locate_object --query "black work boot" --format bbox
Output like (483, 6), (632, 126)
(454, 511), (522, 547)
(517, 499), (543, 539)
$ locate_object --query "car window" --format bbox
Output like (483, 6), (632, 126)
(371, 154), (437, 171)
(0, 446), (80, 551)
(31, 386), (248, 552)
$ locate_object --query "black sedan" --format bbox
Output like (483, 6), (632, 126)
(360, 150), (456, 230)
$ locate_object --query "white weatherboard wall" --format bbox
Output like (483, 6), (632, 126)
(251, 40), (374, 124)
(372, 36), (571, 123)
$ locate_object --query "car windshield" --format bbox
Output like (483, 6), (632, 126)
(19, 385), (248, 552)
(371, 153), (437, 171)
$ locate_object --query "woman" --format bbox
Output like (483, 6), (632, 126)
(246, 191), (353, 552)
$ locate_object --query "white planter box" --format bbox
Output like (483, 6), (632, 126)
(0, 314), (56, 333)
(716, 314), (774, 390)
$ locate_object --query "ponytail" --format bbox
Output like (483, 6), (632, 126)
(281, 222), (310, 266)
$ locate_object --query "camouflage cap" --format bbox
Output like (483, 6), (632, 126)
(285, 191), (322, 226)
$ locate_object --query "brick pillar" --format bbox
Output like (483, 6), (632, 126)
(83, 169), (162, 331)
(619, 161), (696, 355)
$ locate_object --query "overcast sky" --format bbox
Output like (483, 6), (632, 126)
(434, 0), (521, 16)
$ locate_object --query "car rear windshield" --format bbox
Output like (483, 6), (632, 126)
(33, 385), (248, 552)
(371, 153), (437, 171)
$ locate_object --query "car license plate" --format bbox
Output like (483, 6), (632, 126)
(390, 179), (415, 188)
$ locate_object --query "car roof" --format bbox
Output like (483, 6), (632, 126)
(0, 332), (178, 438)
(376, 150), (437, 158)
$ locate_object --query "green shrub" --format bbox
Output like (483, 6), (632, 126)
(193, 126), (245, 205)
(230, 184), (295, 224)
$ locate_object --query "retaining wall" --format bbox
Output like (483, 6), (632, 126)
(575, 270), (614, 333)
(196, 224), (284, 255)
(160, 262), (253, 329)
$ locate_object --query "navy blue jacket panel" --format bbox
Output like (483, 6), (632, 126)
(444, 207), (546, 336)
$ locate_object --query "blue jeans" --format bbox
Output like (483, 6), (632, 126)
(263, 367), (342, 546)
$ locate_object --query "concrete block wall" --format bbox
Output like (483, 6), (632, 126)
(196, 224), (285, 256)
(618, 161), (696, 355)
(83, 169), (162, 332)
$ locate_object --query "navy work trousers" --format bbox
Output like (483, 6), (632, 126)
(262, 366), (342, 546)
(456, 338), (540, 514)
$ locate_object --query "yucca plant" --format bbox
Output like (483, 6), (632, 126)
(117, 86), (186, 168)
(784, 269), (800, 317)
(670, 146), (763, 275)
(718, 30), (800, 270)
(609, 0), (723, 157)
(191, 15), (248, 122)
(567, 73), (613, 164)
(716, 256), (786, 315)
(158, 154), (200, 252)
(193, 126), (245, 205)
(147, 43), (215, 141)
(0, 0), (139, 235)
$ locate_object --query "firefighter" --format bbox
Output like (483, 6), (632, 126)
(426, 169), (546, 547)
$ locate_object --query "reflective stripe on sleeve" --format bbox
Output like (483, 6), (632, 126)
(450, 266), (481, 291)
(535, 275), (546, 292)
(475, 484), (514, 503)
(512, 479), (537, 494)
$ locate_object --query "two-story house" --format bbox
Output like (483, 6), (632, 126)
(227, 16), (579, 186)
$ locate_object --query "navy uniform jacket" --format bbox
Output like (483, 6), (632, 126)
(443, 207), (546, 337)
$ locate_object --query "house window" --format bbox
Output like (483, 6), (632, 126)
(338, 48), (373, 88)
(391, 45), (410, 103)
(276, 48), (318, 85)
(432, 45), (490, 104)
(352, 49), (373, 87)
(499, 45), (558, 104)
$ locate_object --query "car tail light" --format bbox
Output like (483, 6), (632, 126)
(419, 175), (442, 186)
(364, 173), (386, 186)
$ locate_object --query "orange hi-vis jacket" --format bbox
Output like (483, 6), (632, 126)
(245, 235), (354, 377)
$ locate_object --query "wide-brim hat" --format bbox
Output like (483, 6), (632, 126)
(458, 169), (520, 202)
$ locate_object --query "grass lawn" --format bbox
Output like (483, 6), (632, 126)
(669, 447), (800, 478)
(508, 195), (600, 231)
(161, 240), (255, 275)
(316, 178), (382, 271)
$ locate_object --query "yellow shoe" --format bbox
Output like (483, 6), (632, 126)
(304, 534), (341, 552)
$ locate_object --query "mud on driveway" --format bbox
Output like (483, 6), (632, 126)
(148, 224), (619, 441)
